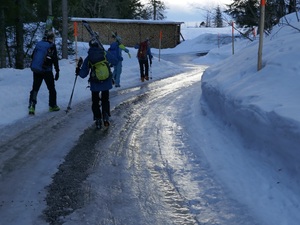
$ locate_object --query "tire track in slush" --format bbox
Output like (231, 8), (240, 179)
(123, 95), (200, 224)
(44, 68), (259, 225)
(107, 71), (260, 225)
(89, 71), (209, 224)
(43, 71), (203, 224)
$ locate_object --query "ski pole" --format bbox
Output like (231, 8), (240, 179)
(65, 75), (78, 113)
(66, 57), (83, 113)
(150, 64), (152, 79)
(149, 57), (153, 79)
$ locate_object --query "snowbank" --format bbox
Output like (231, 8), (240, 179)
(201, 15), (300, 183)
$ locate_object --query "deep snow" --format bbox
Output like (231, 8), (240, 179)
(1, 13), (300, 225)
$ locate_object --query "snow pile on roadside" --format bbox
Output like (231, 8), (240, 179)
(201, 14), (300, 187)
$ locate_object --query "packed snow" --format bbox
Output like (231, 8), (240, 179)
(1, 12), (300, 225)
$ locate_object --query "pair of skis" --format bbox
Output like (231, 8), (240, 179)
(82, 20), (105, 50)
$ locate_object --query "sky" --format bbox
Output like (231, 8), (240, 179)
(1, 12), (300, 225)
(162, 0), (233, 23)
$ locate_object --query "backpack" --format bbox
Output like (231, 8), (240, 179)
(137, 41), (148, 59)
(89, 57), (110, 82)
(30, 41), (54, 73)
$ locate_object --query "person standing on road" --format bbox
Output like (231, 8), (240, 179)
(108, 33), (130, 87)
(135, 38), (153, 82)
(28, 32), (60, 115)
(76, 39), (117, 129)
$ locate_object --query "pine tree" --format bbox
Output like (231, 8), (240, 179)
(225, 0), (259, 27)
(225, 0), (286, 30)
(149, 0), (166, 20)
(214, 5), (223, 28)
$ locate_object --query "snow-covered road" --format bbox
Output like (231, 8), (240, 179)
(0, 63), (263, 225)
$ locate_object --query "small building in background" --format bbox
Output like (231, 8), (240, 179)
(71, 18), (183, 49)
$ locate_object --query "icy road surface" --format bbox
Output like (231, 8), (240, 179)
(0, 56), (261, 225)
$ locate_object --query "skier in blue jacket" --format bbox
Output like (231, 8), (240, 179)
(108, 34), (130, 87)
(28, 32), (60, 115)
(76, 39), (117, 129)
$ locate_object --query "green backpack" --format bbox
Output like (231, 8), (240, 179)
(89, 58), (110, 81)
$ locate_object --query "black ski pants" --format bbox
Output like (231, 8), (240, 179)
(91, 90), (110, 121)
(29, 71), (57, 107)
(138, 59), (149, 78)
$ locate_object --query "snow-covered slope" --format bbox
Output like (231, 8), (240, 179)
(201, 13), (300, 225)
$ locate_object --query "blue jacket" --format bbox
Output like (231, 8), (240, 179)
(108, 41), (129, 62)
(79, 47), (117, 92)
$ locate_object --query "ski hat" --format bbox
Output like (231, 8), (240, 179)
(89, 38), (99, 47)
(116, 36), (121, 43)
(46, 31), (55, 40)
(112, 32), (121, 43)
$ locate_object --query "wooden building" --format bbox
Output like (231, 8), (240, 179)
(71, 18), (183, 49)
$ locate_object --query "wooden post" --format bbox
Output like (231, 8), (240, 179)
(159, 30), (162, 62)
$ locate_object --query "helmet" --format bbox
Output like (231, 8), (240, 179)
(89, 38), (99, 47)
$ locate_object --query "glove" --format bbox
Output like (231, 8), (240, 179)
(75, 67), (80, 76)
(54, 72), (59, 81)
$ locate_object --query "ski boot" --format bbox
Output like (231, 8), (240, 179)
(28, 105), (35, 115)
(49, 105), (60, 112)
(95, 119), (102, 129)
(103, 113), (110, 127)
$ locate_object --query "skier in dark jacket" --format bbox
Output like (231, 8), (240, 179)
(77, 39), (117, 129)
(28, 32), (60, 115)
(135, 39), (153, 82)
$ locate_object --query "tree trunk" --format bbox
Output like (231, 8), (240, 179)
(289, 0), (296, 13)
(15, 0), (24, 69)
(0, 7), (6, 68)
(48, 0), (53, 15)
(62, 0), (68, 59)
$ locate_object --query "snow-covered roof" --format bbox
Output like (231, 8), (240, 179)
(71, 17), (184, 25)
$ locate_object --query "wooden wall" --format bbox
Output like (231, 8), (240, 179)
(71, 18), (183, 49)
